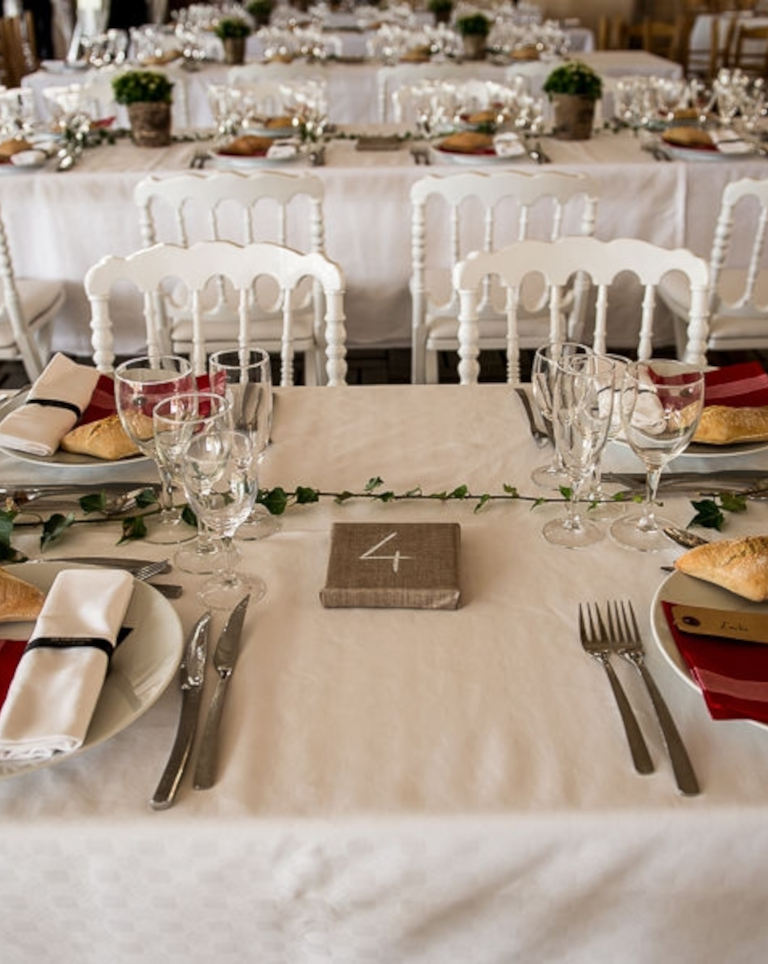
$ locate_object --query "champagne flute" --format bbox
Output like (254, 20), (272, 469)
(610, 360), (705, 553)
(181, 427), (266, 610)
(583, 352), (631, 520)
(209, 347), (281, 541)
(542, 352), (614, 549)
(114, 354), (195, 545)
(530, 342), (592, 488)
(152, 391), (233, 574)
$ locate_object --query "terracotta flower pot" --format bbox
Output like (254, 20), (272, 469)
(127, 102), (171, 147)
(551, 94), (595, 141)
(222, 36), (246, 65)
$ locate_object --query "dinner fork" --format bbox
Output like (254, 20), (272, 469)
(578, 603), (654, 774)
(607, 600), (700, 796)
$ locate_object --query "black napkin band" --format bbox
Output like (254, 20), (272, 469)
(23, 626), (132, 660)
(24, 398), (82, 418)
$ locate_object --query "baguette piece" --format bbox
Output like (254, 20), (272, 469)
(60, 414), (139, 461)
(0, 568), (45, 623)
(674, 535), (768, 602)
(662, 126), (713, 148)
(220, 134), (272, 156)
(438, 131), (494, 154)
(693, 405), (768, 445)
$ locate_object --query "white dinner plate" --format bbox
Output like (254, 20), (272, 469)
(0, 390), (148, 470)
(650, 569), (768, 729)
(660, 141), (759, 162)
(432, 144), (526, 164)
(675, 439), (768, 459)
(211, 148), (300, 170)
(0, 562), (184, 779)
(0, 156), (47, 175)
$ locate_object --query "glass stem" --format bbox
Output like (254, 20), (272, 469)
(156, 465), (176, 524)
(218, 535), (236, 584)
(642, 466), (663, 532)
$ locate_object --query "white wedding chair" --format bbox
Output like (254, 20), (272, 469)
(410, 170), (599, 383)
(453, 236), (710, 384)
(133, 170), (329, 382)
(0, 203), (64, 380)
(227, 62), (327, 88)
(84, 240), (347, 386)
(377, 63), (469, 122)
(659, 177), (768, 364)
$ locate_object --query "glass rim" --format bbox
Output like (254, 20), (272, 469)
(152, 390), (232, 421)
(114, 354), (192, 380)
(208, 347), (270, 370)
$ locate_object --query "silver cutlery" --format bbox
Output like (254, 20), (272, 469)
(578, 602), (654, 775)
(42, 556), (172, 575)
(150, 612), (211, 810)
(193, 594), (251, 790)
(514, 386), (548, 446)
(607, 600), (700, 796)
(662, 526), (709, 549)
(0, 482), (157, 505)
(602, 471), (768, 497)
(309, 145), (326, 166)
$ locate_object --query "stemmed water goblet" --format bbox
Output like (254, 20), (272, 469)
(114, 355), (196, 545)
(542, 352), (614, 548)
(152, 390), (233, 574)
(530, 341), (592, 488)
(181, 427), (266, 610)
(583, 352), (631, 519)
(609, 360), (705, 553)
(209, 347), (281, 541)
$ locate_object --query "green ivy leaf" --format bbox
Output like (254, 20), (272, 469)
(334, 490), (354, 504)
(719, 492), (747, 514)
(118, 515), (148, 543)
(79, 492), (108, 514)
(376, 491), (395, 502)
(365, 477), (383, 491)
(559, 485), (573, 500)
(0, 542), (25, 562)
(502, 483), (518, 497)
(0, 509), (16, 549)
(531, 497), (545, 509)
(474, 493), (491, 513)
(181, 505), (197, 528)
(40, 512), (75, 549)
(135, 488), (158, 508)
(689, 498), (725, 531)
(295, 486), (320, 504)
(449, 485), (469, 500)
(428, 491), (448, 501)
(260, 487), (289, 515)
(403, 486), (423, 498)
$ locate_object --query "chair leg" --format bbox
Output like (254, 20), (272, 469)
(304, 347), (319, 386)
(424, 347), (439, 384)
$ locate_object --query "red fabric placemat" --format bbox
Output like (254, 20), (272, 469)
(79, 373), (212, 425)
(0, 638), (26, 709)
(704, 362), (768, 408)
(661, 600), (768, 725)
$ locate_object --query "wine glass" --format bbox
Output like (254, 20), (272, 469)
(610, 360), (705, 553)
(583, 352), (631, 520)
(181, 428), (266, 610)
(152, 391), (233, 574)
(530, 342), (592, 488)
(208, 347), (281, 541)
(114, 355), (196, 545)
(542, 352), (614, 549)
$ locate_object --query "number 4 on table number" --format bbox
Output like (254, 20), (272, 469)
(359, 531), (412, 573)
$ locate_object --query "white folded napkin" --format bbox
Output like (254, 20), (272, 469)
(0, 353), (100, 456)
(0, 569), (134, 761)
(266, 142), (298, 160)
(708, 129), (754, 155)
(493, 133), (525, 158)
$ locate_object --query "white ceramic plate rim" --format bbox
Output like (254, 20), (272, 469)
(211, 149), (299, 169)
(0, 390), (148, 469)
(433, 145), (525, 164)
(0, 562), (184, 778)
(610, 435), (768, 460)
(650, 568), (768, 729)
(661, 141), (758, 162)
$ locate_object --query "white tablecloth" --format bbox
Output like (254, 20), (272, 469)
(1, 384), (768, 962)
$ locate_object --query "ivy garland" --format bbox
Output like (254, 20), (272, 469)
(0, 478), (748, 562)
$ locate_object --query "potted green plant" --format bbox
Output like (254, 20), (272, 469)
(542, 60), (603, 141)
(429, 0), (453, 26)
(215, 16), (251, 66)
(112, 70), (173, 147)
(456, 13), (491, 61)
(247, 0), (273, 29)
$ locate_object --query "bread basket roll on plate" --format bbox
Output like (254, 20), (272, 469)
(439, 131), (494, 154)
(693, 405), (768, 445)
(662, 126), (713, 148)
(0, 137), (32, 160)
(220, 134), (273, 156)
(0, 568), (45, 622)
(674, 534), (768, 602)
(60, 414), (139, 461)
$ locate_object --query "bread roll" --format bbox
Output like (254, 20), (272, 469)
(693, 405), (768, 445)
(0, 137), (32, 160)
(401, 46), (431, 62)
(465, 109), (498, 126)
(0, 568), (44, 623)
(439, 131), (494, 154)
(662, 126), (713, 148)
(220, 134), (272, 156)
(60, 414), (140, 461)
(510, 44), (539, 60)
(674, 534), (768, 602)
(263, 115), (293, 130)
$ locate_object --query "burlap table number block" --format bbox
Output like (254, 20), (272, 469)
(320, 522), (461, 610)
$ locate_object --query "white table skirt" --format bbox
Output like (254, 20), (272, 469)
(1, 384), (768, 962)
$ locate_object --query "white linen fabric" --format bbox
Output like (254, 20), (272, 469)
(0, 353), (99, 456)
(0, 568), (134, 760)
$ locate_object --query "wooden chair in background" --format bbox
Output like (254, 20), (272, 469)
(1, 12), (38, 88)
(732, 23), (768, 76)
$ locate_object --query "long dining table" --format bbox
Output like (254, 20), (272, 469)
(1, 120), (766, 365)
(1, 383), (768, 962)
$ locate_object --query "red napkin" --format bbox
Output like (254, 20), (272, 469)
(704, 362), (768, 408)
(661, 600), (768, 725)
(0, 638), (26, 709)
(79, 373), (212, 426)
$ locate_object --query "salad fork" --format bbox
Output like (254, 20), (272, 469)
(578, 602), (654, 774)
(607, 600), (700, 796)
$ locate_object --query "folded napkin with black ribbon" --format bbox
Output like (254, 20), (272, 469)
(661, 600), (768, 726)
(0, 353), (100, 456)
(704, 362), (768, 408)
(0, 569), (134, 760)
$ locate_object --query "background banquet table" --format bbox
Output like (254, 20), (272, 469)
(24, 49), (679, 130)
(1, 384), (768, 962)
(1, 123), (763, 362)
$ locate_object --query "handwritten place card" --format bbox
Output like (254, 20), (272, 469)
(320, 522), (461, 610)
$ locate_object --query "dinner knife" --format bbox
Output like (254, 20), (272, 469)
(193, 595), (251, 791)
(150, 612), (211, 810)
(43, 556), (172, 575)
(603, 470), (768, 495)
